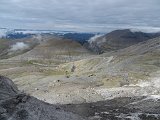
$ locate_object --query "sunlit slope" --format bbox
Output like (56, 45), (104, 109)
(61, 36), (160, 87)
(8, 36), (92, 64)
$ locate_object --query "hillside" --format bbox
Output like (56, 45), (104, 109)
(62, 36), (160, 87)
(86, 29), (160, 53)
(0, 37), (40, 59)
(7, 36), (92, 64)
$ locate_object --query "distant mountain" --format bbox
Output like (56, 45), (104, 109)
(0, 28), (96, 44)
(60, 33), (95, 44)
(85, 29), (160, 54)
(0, 28), (33, 39)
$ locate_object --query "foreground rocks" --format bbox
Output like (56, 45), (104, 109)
(62, 96), (160, 120)
(0, 76), (160, 120)
(0, 76), (84, 120)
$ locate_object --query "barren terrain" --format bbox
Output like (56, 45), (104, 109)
(0, 34), (160, 119)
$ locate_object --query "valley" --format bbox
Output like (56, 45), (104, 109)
(0, 29), (160, 120)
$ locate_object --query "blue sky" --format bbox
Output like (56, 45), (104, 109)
(0, 0), (160, 32)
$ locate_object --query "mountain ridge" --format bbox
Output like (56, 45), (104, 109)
(86, 29), (160, 54)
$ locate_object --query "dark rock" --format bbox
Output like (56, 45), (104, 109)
(0, 76), (84, 120)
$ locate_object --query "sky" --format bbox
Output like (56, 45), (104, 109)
(0, 0), (160, 32)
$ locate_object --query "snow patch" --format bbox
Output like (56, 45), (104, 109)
(137, 77), (160, 88)
(146, 95), (160, 101)
(117, 113), (160, 120)
(136, 81), (150, 87)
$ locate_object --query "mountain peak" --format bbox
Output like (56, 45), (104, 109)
(86, 29), (160, 53)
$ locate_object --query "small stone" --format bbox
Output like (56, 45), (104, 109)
(35, 88), (39, 90)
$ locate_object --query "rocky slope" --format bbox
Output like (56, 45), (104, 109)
(0, 76), (85, 120)
(1, 76), (160, 120)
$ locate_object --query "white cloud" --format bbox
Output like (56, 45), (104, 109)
(0, 28), (7, 38)
(88, 34), (103, 43)
(10, 42), (29, 51)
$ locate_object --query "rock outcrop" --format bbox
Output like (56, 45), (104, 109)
(0, 76), (84, 120)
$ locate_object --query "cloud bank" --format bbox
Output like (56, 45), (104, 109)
(0, 0), (160, 32)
